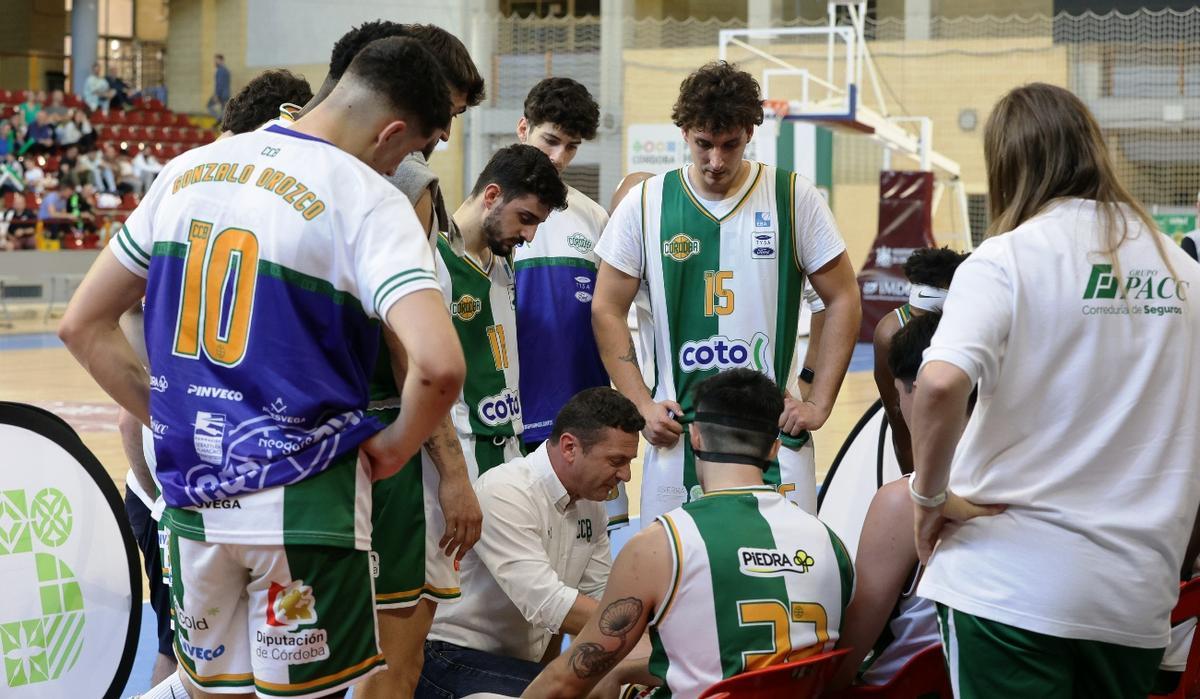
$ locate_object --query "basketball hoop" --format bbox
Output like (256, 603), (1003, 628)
(763, 99), (790, 119)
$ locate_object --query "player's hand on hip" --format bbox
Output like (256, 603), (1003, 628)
(362, 428), (414, 482)
(913, 492), (1006, 565)
(640, 399), (683, 448)
(780, 392), (828, 435)
(438, 474), (483, 562)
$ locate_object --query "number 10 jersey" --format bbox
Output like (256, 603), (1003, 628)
(110, 124), (439, 549)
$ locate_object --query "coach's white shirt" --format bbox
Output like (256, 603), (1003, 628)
(918, 198), (1200, 648)
(428, 444), (611, 662)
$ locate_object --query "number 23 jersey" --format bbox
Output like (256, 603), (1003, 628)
(109, 124), (438, 549)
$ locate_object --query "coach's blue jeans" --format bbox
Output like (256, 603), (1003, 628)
(415, 640), (543, 699)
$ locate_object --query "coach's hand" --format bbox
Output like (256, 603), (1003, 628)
(780, 392), (828, 435)
(913, 492), (1006, 565)
(639, 399), (684, 448)
(439, 474), (482, 562)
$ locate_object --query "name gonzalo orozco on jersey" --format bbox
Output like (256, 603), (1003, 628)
(170, 161), (327, 222)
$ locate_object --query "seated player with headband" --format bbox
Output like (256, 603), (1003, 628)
(522, 368), (854, 699)
(871, 247), (968, 474)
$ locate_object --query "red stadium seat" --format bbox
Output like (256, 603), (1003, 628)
(172, 113), (190, 127)
(64, 93), (83, 108)
(43, 156), (60, 173)
(119, 193), (139, 211)
(24, 192), (38, 210)
(698, 649), (850, 699)
(1150, 578), (1200, 699)
(825, 644), (951, 698)
(0, 89), (15, 103)
(109, 110), (127, 124)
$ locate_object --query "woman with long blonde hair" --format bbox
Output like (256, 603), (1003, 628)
(907, 82), (1200, 697)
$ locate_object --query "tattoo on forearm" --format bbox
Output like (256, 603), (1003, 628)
(568, 642), (622, 678)
(619, 339), (639, 366)
(566, 597), (643, 679)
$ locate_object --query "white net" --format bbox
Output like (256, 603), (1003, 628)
(474, 9), (1200, 239)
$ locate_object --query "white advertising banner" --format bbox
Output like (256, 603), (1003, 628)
(0, 403), (140, 698)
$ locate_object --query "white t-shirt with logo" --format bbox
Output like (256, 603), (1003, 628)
(918, 198), (1200, 648)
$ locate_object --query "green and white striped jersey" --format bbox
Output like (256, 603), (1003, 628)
(648, 486), (854, 698)
(597, 162), (845, 421)
(435, 231), (522, 441)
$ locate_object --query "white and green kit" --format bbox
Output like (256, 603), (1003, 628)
(597, 162), (846, 523)
(436, 230), (524, 478)
(648, 486), (853, 697)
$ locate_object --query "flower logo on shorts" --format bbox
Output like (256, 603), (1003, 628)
(266, 580), (317, 631)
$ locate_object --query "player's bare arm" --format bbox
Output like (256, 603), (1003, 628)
(593, 262), (682, 447)
(798, 309), (825, 401)
(829, 478), (919, 689)
(784, 252), (860, 434)
(382, 328), (482, 559)
(59, 248), (152, 425)
(364, 288), (465, 481)
(873, 313), (914, 474)
(523, 523), (670, 699)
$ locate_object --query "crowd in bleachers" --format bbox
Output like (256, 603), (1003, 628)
(0, 79), (214, 251)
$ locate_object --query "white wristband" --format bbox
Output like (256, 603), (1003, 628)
(909, 474), (947, 508)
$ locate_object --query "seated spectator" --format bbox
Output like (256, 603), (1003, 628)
(38, 181), (73, 238)
(417, 387), (642, 699)
(22, 111), (55, 155)
(107, 71), (131, 111)
(523, 369), (854, 698)
(0, 122), (12, 158)
(219, 68), (313, 136)
(22, 162), (46, 193)
(115, 153), (138, 195)
(67, 182), (96, 233)
(0, 155), (22, 194)
(8, 113), (27, 148)
(18, 91), (40, 125)
(44, 89), (70, 123)
(2, 195), (38, 250)
(55, 110), (82, 147)
(77, 145), (113, 192)
(830, 312), (951, 690)
(132, 145), (163, 194)
(84, 63), (115, 114)
(72, 110), (96, 151)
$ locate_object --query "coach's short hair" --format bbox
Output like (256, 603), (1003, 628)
(469, 144), (568, 211)
(672, 61), (764, 134)
(888, 312), (942, 384)
(327, 21), (411, 81)
(692, 369), (783, 466)
(221, 70), (313, 134)
(551, 387), (645, 450)
(524, 77), (599, 141)
(344, 37), (450, 138)
(903, 247), (969, 289)
(406, 24), (485, 107)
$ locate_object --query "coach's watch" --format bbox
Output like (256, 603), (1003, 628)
(799, 366), (815, 384)
(908, 474), (947, 508)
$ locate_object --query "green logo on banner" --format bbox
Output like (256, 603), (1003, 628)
(0, 488), (84, 688)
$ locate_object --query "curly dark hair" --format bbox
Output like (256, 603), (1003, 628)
(345, 37), (450, 138)
(406, 24), (485, 107)
(888, 312), (941, 383)
(220, 70), (313, 134)
(672, 61), (764, 134)
(471, 143), (567, 211)
(523, 77), (599, 141)
(327, 21), (410, 81)
(903, 247), (969, 288)
(551, 387), (645, 449)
